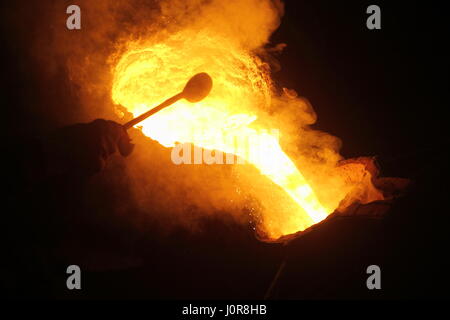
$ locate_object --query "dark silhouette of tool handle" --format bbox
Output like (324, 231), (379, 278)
(123, 93), (183, 129)
(123, 72), (213, 130)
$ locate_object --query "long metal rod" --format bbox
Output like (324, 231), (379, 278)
(264, 259), (287, 300)
(123, 92), (184, 129)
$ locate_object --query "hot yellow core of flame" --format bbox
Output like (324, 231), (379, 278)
(112, 32), (332, 238)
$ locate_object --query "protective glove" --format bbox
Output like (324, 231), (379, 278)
(43, 119), (134, 176)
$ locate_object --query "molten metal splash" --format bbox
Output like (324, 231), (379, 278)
(112, 20), (382, 239)
(112, 31), (334, 238)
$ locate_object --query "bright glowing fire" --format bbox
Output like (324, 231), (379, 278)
(110, 1), (383, 240)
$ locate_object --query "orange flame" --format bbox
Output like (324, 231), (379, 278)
(111, 1), (383, 240)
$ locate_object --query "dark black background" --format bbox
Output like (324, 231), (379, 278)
(1, 0), (449, 301)
(270, 2), (450, 299)
(273, 1), (448, 165)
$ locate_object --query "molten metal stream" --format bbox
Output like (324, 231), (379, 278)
(112, 33), (337, 239)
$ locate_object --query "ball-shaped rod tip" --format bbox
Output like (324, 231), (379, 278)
(182, 72), (213, 103)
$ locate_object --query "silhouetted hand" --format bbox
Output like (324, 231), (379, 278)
(43, 119), (134, 176)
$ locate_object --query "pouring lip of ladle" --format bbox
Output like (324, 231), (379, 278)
(123, 72), (213, 129)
